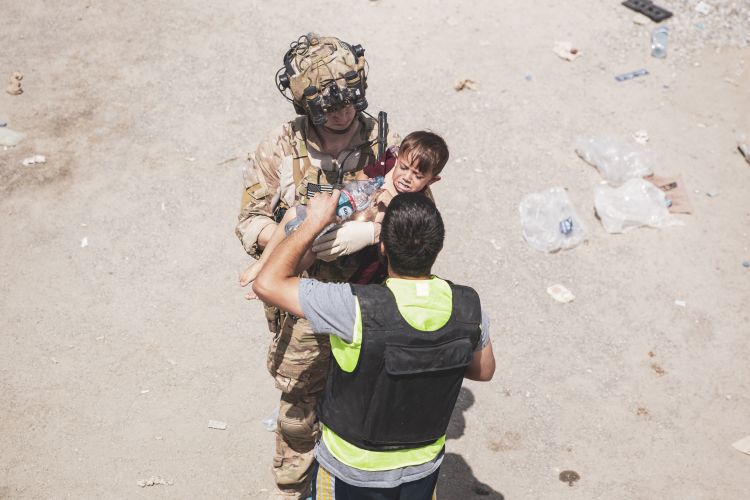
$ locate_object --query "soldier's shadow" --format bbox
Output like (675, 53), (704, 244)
(438, 387), (505, 499)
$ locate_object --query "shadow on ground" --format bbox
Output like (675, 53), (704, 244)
(438, 387), (505, 499)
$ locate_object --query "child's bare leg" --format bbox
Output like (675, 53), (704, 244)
(240, 206), (299, 298)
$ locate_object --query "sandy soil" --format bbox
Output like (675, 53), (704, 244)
(1, 1), (749, 498)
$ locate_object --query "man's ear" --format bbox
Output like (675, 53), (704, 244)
(427, 175), (441, 186)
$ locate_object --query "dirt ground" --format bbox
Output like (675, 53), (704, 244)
(1, 1), (749, 498)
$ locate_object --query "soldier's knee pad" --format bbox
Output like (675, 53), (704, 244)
(278, 399), (317, 443)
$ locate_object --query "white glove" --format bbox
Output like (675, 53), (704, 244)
(312, 221), (377, 262)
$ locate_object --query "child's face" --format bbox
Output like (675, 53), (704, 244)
(392, 153), (441, 193)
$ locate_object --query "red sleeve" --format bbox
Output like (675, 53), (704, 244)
(363, 147), (397, 178)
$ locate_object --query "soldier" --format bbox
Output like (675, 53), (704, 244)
(236, 34), (397, 499)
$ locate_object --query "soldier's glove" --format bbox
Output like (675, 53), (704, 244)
(312, 220), (377, 262)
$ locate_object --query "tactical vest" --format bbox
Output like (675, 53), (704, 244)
(317, 282), (482, 451)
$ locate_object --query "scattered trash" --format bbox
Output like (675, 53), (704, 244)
(6, 72), (23, 95)
(559, 470), (580, 487)
(184, 156), (195, 162)
(21, 155), (46, 167)
(633, 130), (649, 145)
(547, 284), (575, 303)
(594, 178), (681, 233)
(137, 476), (173, 488)
(636, 407), (650, 417)
(524, 74), (533, 81)
(651, 363), (666, 376)
(519, 187), (588, 252)
(552, 41), (581, 61)
(621, 0), (673, 22)
(705, 191), (719, 197)
(695, 1), (712, 15)
(80, 237), (89, 248)
(674, 299), (686, 307)
(576, 136), (655, 185)
(742, 261), (750, 268)
(0, 118), (6, 127)
(738, 142), (750, 166)
(262, 409), (279, 432)
(615, 68), (649, 82)
(140, 389), (150, 394)
(648, 351), (656, 357)
(650, 26), (669, 59)
(217, 156), (239, 166)
(454, 79), (479, 91)
(646, 175), (692, 214)
(732, 436), (750, 455)
(208, 419), (227, 430)
(0, 127), (26, 147)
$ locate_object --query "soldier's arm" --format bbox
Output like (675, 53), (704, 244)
(235, 124), (294, 258)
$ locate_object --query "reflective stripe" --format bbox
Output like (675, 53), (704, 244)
(384, 277), (452, 331)
(330, 297), (363, 373)
(322, 425), (445, 471)
(316, 464), (335, 499)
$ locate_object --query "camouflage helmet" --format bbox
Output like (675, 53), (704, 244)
(276, 34), (368, 125)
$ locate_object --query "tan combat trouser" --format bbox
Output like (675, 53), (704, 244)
(266, 309), (330, 499)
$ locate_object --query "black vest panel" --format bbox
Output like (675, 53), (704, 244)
(317, 281), (482, 451)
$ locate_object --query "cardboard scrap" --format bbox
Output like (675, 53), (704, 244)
(454, 79), (479, 91)
(646, 175), (692, 214)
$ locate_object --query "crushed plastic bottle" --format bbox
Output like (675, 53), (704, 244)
(285, 176), (385, 235)
(651, 26), (669, 58)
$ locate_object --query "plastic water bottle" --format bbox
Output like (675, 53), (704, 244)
(284, 176), (385, 235)
(651, 26), (669, 58)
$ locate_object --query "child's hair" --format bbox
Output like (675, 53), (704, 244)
(398, 131), (449, 176)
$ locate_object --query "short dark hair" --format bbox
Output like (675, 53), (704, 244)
(398, 131), (449, 176)
(381, 193), (445, 277)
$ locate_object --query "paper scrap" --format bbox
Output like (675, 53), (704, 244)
(553, 41), (581, 61)
(208, 419), (227, 430)
(547, 284), (575, 303)
(731, 435), (750, 455)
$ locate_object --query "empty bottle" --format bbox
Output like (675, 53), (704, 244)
(651, 26), (669, 59)
(285, 176), (385, 235)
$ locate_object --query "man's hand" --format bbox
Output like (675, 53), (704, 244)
(304, 190), (340, 234)
(312, 220), (377, 262)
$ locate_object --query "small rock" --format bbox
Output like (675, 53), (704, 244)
(6, 72), (23, 95)
(80, 237), (89, 248)
(559, 470), (580, 487)
(674, 300), (686, 307)
(742, 261), (750, 268)
(705, 191), (719, 197)
(633, 130), (649, 145)
(695, 1), (712, 15)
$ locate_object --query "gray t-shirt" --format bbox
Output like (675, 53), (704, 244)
(298, 278), (491, 488)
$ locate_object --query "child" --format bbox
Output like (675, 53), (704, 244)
(240, 131), (449, 296)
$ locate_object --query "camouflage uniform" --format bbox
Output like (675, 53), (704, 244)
(237, 113), (395, 499)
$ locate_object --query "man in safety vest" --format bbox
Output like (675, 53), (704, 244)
(253, 191), (496, 499)
(236, 33), (398, 498)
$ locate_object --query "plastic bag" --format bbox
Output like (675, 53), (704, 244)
(519, 187), (588, 252)
(594, 178), (682, 233)
(576, 136), (655, 185)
